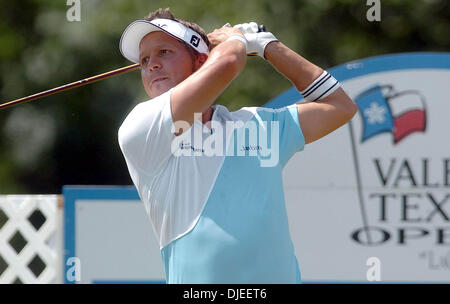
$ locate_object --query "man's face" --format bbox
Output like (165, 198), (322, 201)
(139, 31), (196, 99)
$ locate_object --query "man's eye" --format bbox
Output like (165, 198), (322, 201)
(160, 49), (169, 55)
(141, 57), (149, 65)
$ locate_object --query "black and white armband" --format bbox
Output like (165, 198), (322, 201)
(300, 71), (341, 102)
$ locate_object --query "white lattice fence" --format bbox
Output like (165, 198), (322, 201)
(0, 195), (63, 283)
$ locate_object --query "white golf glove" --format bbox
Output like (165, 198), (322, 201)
(233, 22), (278, 59)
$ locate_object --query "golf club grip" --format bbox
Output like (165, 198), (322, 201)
(247, 24), (267, 56)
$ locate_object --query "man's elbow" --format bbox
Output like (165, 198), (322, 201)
(338, 94), (358, 123)
(346, 97), (358, 120)
(324, 88), (358, 122)
(209, 46), (246, 79)
(221, 52), (246, 78)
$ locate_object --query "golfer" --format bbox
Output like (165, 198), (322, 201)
(118, 8), (357, 283)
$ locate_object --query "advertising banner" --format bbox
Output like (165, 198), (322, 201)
(269, 52), (450, 282)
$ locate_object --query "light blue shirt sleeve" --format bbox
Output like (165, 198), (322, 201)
(254, 104), (305, 168)
(277, 104), (305, 168)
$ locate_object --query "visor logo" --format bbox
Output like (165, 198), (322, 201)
(153, 22), (167, 28)
(190, 35), (200, 47)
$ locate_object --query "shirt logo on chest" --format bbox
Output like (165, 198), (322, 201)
(180, 141), (205, 153)
(172, 116), (280, 167)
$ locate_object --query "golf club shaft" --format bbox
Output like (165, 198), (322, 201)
(0, 63), (140, 110)
(0, 24), (267, 110)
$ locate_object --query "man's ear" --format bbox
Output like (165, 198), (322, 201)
(194, 53), (208, 71)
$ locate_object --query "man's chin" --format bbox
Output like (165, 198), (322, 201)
(149, 85), (173, 99)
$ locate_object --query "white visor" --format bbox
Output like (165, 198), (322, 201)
(119, 18), (210, 63)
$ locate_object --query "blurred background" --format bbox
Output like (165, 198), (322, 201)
(0, 0), (449, 194)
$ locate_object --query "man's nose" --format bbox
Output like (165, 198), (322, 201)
(147, 57), (162, 71)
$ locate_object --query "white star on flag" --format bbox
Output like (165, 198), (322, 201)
(364, 102), (387, 124)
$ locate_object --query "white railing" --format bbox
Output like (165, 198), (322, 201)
(0, 195), (63, 284)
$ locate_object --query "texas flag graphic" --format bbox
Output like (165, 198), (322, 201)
(354, 84), (427, 144)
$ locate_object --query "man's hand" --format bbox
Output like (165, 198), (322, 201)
(207, 25), (245, 50)
(233, 22), (278, 58)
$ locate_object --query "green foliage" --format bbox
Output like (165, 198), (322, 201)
(0, 0), (448, 193)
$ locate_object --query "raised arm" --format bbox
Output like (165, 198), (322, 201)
(264, 41), (358, 144)
(171, 27), (247, 126)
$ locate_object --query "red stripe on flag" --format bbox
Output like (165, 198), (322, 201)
(393, 109), (426, 144)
